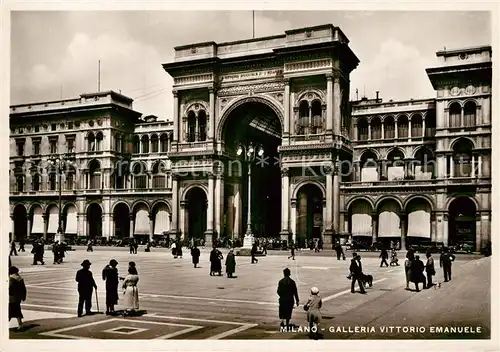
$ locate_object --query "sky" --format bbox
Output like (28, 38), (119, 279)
(10, 10), (491, 120)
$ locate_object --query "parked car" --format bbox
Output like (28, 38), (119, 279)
(347, 240), (376, 251)
(411, 241), (445, 254)
(453, 241), (474, 254)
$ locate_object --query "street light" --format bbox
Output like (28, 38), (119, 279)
(48, 157), (68, 243)
(236, 142), (264, 248)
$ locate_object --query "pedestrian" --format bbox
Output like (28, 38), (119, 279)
(379, 247), (389, 267)
(52, 241), (60, 264)
(318, 238), (323, 251)
(304, 286), (322, 339)
(10, 240), (18, 256)
(288, 241), (295, 260)
(57, 242), (66, 264)
(225, 249), (236, 278)
(9, 266), (27, 332)
(75, 259), (97, 317)
(191, 244), (200, 268)
(410, 255), (425, 292)
(87, 240), (93, 252)
(334, 241), (346, 260)
(129, 240), (135, 254)
(209, 246), (223, 276)
(177, 240), (183, 258)
(251, 243), (258, 264)
(19, 238), (25, 252)
(102, 259), (119, 315)
(171, 241), (177, 258)
(404, 250), (414, 290)
(133, 240), (138, 254)
(390, 248), (399, 266)
(349, 253), (366, 294)
(145, 241), (152, 252)
(128, 261), (138, 275)
(277, 268), (299, 331)
(425, 251), (436, 289)
(439, 247), (456, 282)
(31, 242), (45, 265)
(122, 265), (139, 315)
(314, 239), (320, 253)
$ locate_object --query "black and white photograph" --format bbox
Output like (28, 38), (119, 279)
(3, 4), (498, 349)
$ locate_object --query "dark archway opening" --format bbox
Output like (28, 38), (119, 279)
(449, 198), (476, 248)
(87, 203), (102, 239)
(13, 205), (27, 242)
(223, 101), (282, 241)
(296, 184), (323, 248)
(187, 187), (207, 244)
(114, 203), (130, 238)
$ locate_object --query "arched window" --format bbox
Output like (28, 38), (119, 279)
(152, 162), (166, 189)
(187, 111), (196, 142)
(32, 174), (40, 191)
(133, 163), (147, 189)
(311, 100), (323, 134)
(449, 103), (461, 128)
(453, 139), (473, 177)
(87, 132), (96, 152)
(384, 116), (395, 139)
(387, 149), (405, 181)
(411, 114), (423, 137)
(88, 160), (101, 190)
(464, 101), (476, 127)
(160, 134), (168, 152)
(360, 150), (379, 182)
(133, 135), (140, 154)
(16, 176), (24, 192)
(141, 135), (149, 154)
(96, 132), (103, 151)
(49, 173), (57, 191)
(198, 110), (207, 141)
(297, 101), (309, 135)
(414, 148), (435, 179)
(357, 118), (368, 141)
(425, 111), (436, 137)
(371, 117), (382, 140)
(151, 134), (159, 153)
(397, 116), (408, 138)
(66, 165), (76, 190)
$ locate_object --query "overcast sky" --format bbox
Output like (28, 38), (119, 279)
(10, 11), (491, 120)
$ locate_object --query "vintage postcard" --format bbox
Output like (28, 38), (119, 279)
(2, 3), (498, 351)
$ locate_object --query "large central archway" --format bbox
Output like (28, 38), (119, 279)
(222, 100), (283, 241)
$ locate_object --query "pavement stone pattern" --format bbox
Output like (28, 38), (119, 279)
(8, 246), (490, 340)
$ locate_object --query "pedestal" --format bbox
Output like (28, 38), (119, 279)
(243, 234), (255, 248)
(322, 229), (334, 248)
(54, 231), (65, 243)
(204, 230), (214, 248)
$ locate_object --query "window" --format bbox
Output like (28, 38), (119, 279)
(51, 124), (56, 131)
(449, 103), (461, 128)
(66, 137), (75, 153)
(297, 101), (310, 135)
(397, 116), (408, 138)
(49, 138), (58, 154)
(311, 101), (323, 134)
(152, 162), (165, 188)
(16, 140), (25, 156)
(115, 134), (121, 152)
(151, 134), (159, 153)
(371, 118), (382, 140)
(32, 174), (40, 191)
(88, 133), (96, 151)
(187, 112), (196, 142)
(453, 139), (473, 177)
(32, 140), (41, 155)
(88, 160), (101, 189)
(16, 176), (24, 192)
(357, 118), (368, 141)
(198, 111), (207, 141)
(141, 135), (149, 154)
(384, 117), (395, 139)
(464, 102), (476, 127)
(160, 134), (168, 152)
(133, 163), (147, 189)
(49, 173), (57, 191)
(96, 132), (103, 151)
(66, 172), (74, 190)
(411, 115), (423, 137)
(133, 135), (140, 154)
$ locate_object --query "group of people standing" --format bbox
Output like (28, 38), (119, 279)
(52, 241), (67, 264)
(404, 247), (456, 291)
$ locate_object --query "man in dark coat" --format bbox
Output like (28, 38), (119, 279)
(349, 253), (366, 294)
(425, 251), (435, 289)
(129, 240), (135, 254)
(277, 268), (299, 330)
(19, 238), (25, 252)
(225, 249), (236, 278)
(210, 246), (223, 276)
(439, 247), (456, 282)
(251, 243), (258, 264)
(52, 241), (60, 264)
(379, 248), (389, 267)
(176, 240), (183, 258)
(87, 240), (93, 252)
(102, 259), (119, 315)
(32, 242), (45, 265)
(10, 241), (18, 256)
(410, 255), (425, 292)
(191, 244), (201, 268)
(76, 259), (97, 317)
(57, 242), (66, 264)
(334, 241), (345, 260)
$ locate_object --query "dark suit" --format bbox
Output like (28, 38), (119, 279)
(76, 268), (97, 316)
(379, 249), (389, 267)
(350, 258), (366, 293)
(440, 252), (455, 282)
(277, 276), (299, 320)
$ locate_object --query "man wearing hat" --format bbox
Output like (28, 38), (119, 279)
(75, 259), (97, 317)
(277, 267), (300, 331)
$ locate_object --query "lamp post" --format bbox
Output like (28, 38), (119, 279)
(48, 157), (67, 243)
(236, 142), (264, 248)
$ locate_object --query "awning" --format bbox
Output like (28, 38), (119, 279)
(154, 205), (170, 235)
(31, 207), (44, 234)
(65, 205), (77, 235)
(134, 207), (150, 235)
(407, 203), (431, 238)
(378, 202), (401, 238)
(351, 202), (372, 237)
(47, 206), (59, 234)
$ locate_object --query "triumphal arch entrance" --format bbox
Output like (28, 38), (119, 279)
(163, 24), (359, 247)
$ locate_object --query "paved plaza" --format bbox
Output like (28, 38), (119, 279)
(8, 246), (490, 340)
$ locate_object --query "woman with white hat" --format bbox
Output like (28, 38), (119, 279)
(304, 286), (322, 339)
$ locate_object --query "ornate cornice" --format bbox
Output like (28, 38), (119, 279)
(218, 82), (285, 96)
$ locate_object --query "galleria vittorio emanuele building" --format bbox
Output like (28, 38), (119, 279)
(9, 24), (491, 252)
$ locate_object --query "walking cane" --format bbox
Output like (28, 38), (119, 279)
(95, 289), (100, 312)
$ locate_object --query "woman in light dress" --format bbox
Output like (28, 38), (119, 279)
(122, 266), (139, 314)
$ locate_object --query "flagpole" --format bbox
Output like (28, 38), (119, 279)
(252, 11), (255, 38)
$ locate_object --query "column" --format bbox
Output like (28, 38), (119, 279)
(408, 119), (412, 138)
(280, 168), (290, 235)
(27, 215), (32, 238)
(214, 173), (223, 238)
(368, 124), (372, 140)
(208, 88), (216, 141)
(471, 155), (476, 178)
(102, 213), (111, 239)
(400, 213), (407, 250)
(11, 215), (15, 240)
(475, 213), (482, 253)
(333, 71), (341, 135)
(442, 214), (449, 246)
(481, 213), (490, 251)
(371, 212), (378, 245)
(460, 109), (465, 128)
(436, 154), (446, 178)
(478, 155), (483, 177)
(129, 214), (135, 238)
(449, 155), (454, 178)
(325, 168), (333, 232)
(432, 213), (438, 242)
(422, 116), (426, 137)
(233, 182), (241, 239)
(172, 90), (179, 143)
(394, 120), (398, 138)
(326, 73), (333, 133)
(179, 201), (187, 240)
(381, 123), (385, 140)
(436, 100), (445, 128)
(206, 173), (215, 239)
(333, 161), (340, 237)
(171, 174), (179, 234)
(149, 214), (154, 241)
(290, 199), (297, 244)
(284, 79), (291, 136)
